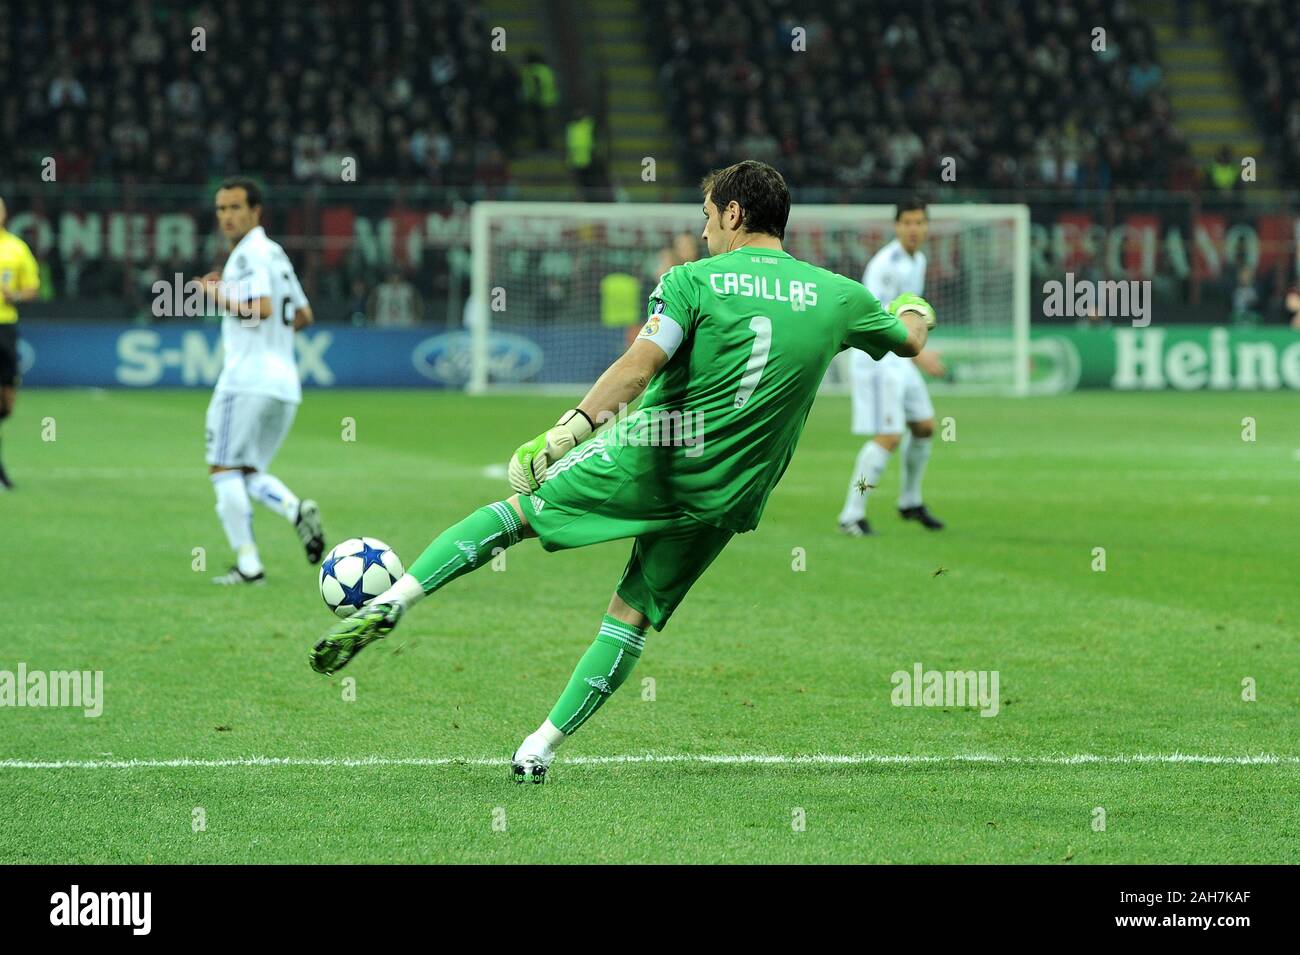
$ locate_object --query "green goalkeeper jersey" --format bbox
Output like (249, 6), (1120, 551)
(603, 245), (909, 533)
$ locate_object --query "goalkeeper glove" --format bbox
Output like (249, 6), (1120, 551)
(508, 408), (596, 494)
(887, 292), (936, 329)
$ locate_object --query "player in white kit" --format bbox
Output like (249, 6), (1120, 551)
(199, 178), (325, 584)
(839, 198), (947, 535)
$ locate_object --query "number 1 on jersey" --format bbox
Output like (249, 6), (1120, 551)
(734, 315), (772, 409)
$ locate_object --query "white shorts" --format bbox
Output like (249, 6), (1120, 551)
(204, 391), (298, 471)
(849, 351), (934, 435)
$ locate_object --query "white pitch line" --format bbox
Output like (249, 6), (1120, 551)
(0, 753), (1297, 770)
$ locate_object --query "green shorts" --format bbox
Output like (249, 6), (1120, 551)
(521, 437), (734, 631)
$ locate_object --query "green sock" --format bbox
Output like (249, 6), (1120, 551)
(408, 501), (524, 594)
(547, 615), (646, 735)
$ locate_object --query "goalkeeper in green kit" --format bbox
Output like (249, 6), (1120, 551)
(309, 160), (935, 782)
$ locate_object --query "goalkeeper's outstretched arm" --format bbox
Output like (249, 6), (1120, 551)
(576, 338), (669, 425)
(508, 338), (669, 494)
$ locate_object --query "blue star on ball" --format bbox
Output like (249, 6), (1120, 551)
(358, 542), (389, 572)
(339, 574), (369, 608)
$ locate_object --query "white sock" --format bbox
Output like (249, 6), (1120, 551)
(212, 471), (262, 576)
(519, 719), (567, 758)
(839, 441), (893, 523)
(245, 472), (300, 523)
(898, 435), (932, 509)
(374, 573), (426, 612)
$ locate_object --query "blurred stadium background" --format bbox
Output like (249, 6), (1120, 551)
(2, 0), (1298, 395)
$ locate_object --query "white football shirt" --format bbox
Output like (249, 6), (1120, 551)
(215, 226), (308, 403)
(856, 238), (926, 368)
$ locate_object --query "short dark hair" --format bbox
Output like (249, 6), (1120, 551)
(217, 177), (263, 210)
(895, 196), (927, 220)
(700, 160), (791, 240)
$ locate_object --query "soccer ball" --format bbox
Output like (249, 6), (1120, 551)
(318, 537), (405, 618)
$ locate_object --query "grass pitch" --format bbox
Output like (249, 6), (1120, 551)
(1, 388), (1296, 863)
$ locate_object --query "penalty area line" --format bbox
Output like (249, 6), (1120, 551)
(0, 753), (1297, 770)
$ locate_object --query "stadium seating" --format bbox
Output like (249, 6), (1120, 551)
(641, 0), (1190, 194)
(0, 0), (522, 186)
(1211, 0), (1300, 184)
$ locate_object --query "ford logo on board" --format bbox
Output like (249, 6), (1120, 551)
(411, 331), (544, 386)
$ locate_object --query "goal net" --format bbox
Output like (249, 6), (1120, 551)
(468, 202), (1029, 395)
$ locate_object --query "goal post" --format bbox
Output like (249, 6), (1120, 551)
(469, 201), (1030, 395)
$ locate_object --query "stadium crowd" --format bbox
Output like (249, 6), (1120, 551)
(1213, 0), (1300, 186)
(0, 0), (1224, 199)
(645, 0), (1195, 194)
(0, 0), (523, 188)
